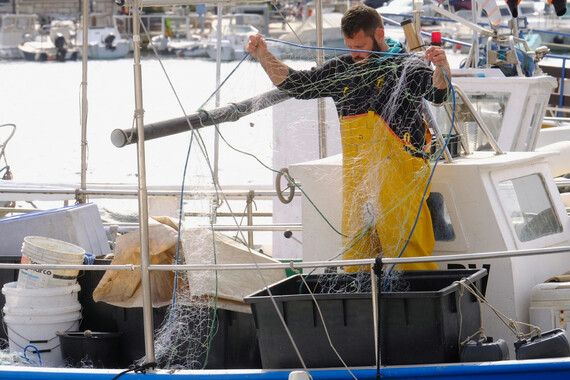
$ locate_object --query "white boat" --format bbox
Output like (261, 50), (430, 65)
(4, 0), (570, 378)
(0, 13), (39, 59)
(164, 34), (208, 57)
(275, 12), (346, 59)
(18, 19), (78, 62)
(115, 12), (214, 53)
(75, 13), (130, 60)
(376, 0), (442, 25)
(146, 13), (208, 57)
(206, 13), (263, 61)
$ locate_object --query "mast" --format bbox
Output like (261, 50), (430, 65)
(79, 0), (89, 204)
(131, 0), (156, 365)
(316, 0), (327, 158)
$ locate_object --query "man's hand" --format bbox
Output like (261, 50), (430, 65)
(247, 34), (268, 60)
(425, 46), (451, 90)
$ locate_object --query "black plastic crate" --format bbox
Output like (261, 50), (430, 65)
(77, 260), (261, 369)
(245, 272), (373, 369)
(379, 269), (487, 365)
(244, 269), (487, 368)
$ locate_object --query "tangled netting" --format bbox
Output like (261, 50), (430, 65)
(138, 28), (458, 369)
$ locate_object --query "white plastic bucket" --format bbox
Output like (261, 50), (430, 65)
(4, 311), (81, 367)
(3, 303), (81, 316)
(2, 281), (81, 309)
(17, 236), (85, 289)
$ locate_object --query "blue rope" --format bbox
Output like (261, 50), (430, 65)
(23, 344), (42, 366)
(264, 37), (410, 57)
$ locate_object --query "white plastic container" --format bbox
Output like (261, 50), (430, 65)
(17, 236), (85, 289)
(4, 310), (81, 367)
(0, 203), (110, 257)
(2, 281), (81, 309)
(529, 282), (570, 342)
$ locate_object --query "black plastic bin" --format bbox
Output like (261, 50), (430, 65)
(77, 260), (261, 369)
(57, 331), (123, 368)
(244, 269), (487, 369)
(379, 269), (486, 365)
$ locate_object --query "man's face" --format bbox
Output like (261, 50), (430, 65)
(344, 29), (380, 63)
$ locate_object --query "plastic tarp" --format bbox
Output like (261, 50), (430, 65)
(93, 218), (287, 312)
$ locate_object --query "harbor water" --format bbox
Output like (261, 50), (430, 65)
(0, 55), (321, 225)
(0, 57), (278, 186)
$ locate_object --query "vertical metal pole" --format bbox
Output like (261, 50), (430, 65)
(316, 0), (327, 158)
(214, 3), (222, 182)
(472, 0), (479, 68)
(79, 0), (88, 204)
(132, 0), (156, 366)
(247, 190), (254, 248)
(371, 264), (379, 366)
(558, 57), (567, 117)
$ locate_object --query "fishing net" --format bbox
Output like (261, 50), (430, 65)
(126, 7), (455, 370)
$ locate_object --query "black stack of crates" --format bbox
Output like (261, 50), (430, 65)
(77, 259), (262, 369)
(244, 268), (487, 368)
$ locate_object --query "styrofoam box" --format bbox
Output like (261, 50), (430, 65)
(0, 203), (110, 256)
(529, 282), (570, 342)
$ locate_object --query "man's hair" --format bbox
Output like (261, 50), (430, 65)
(341, 4), (384, 39)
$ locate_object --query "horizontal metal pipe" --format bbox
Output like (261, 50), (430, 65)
(2, 245), (567, 272)
(111, 89), (291, 147)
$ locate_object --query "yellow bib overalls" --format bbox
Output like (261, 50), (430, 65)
(340, 111), (437, 272)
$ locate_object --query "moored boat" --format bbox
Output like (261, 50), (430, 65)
(75, 13), (130, 60)
(0, 13), (39, 59)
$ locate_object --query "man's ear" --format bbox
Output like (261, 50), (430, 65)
(374, 27), (384, 43)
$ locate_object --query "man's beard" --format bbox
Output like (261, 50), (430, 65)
(355, 38), (382, 64)
(371, 39), (382, 58)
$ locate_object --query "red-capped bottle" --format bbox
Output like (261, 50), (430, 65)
(431, 31), (442, 47)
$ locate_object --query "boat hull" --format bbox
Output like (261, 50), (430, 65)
(2, 359), (570, 379)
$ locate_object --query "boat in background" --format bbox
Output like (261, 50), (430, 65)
(165, 34), (208, 57)
(146, 14), (208, 57)
(18, 19), (78, 62)
(206, 13), (262, 61)
(0, 13), (39, 59)
(274, 11), (345, 59)
(75, 13), (130, 60)
(115, 12), (214, 52)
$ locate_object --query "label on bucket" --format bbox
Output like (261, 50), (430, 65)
(20, 256), (78, 279)
(18, 256), (78, 289)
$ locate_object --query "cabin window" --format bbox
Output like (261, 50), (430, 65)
(498, 174), (562, 242)
(521, 99), (545, 150)
(433, 92), (509, 152)
(427, 192), (455, 241)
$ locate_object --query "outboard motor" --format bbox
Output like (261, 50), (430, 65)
(505, 0), (520, 18)
(53, 32), (67, 62)
(104, 33), (116, 51)
(549, 0), (567, 16)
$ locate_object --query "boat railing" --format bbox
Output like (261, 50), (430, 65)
(1, 244), (569, 273)
(539, 54), (570, 117)
(0, 182), (301, 250)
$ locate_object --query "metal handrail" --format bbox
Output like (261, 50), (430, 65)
(452, 84), (505, 155)
(2, 244), (569, 272)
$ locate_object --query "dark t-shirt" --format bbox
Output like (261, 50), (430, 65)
(277, 53), (448, 149)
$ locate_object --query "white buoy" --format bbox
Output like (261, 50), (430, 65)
(288, 370), (312, 380)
